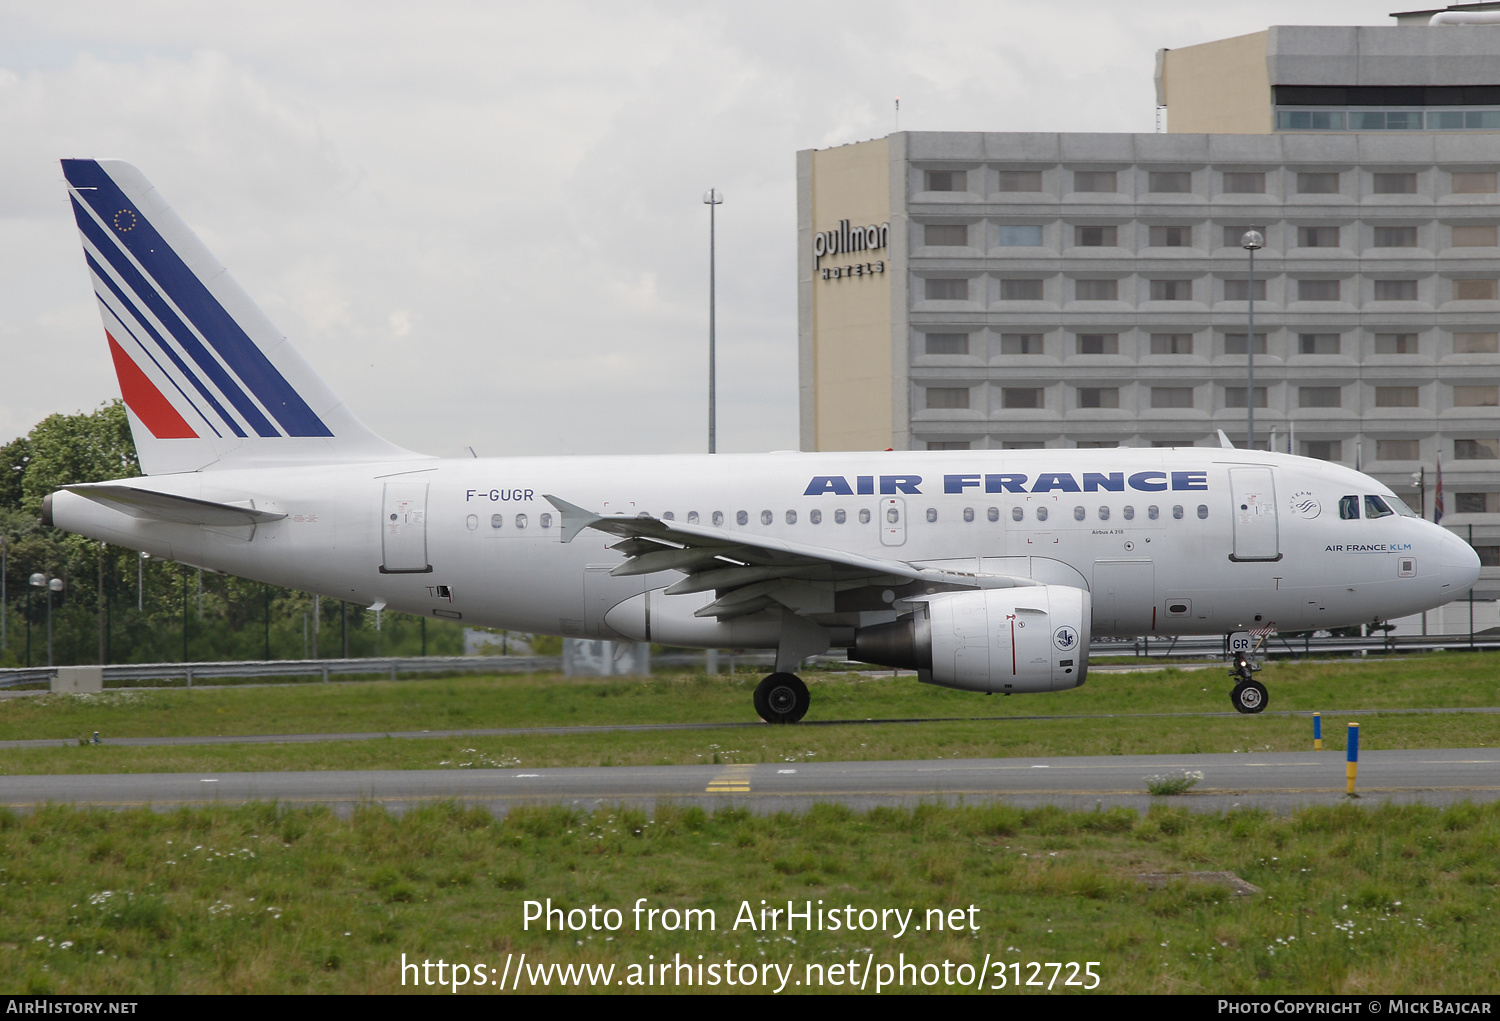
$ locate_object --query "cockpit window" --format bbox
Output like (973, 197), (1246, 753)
(1339, 495), (1360, 520)
(1385, 494), (1419, 518)
(1364, 495), (1394, 519)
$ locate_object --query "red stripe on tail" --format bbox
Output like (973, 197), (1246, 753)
(106, 333), (197, 439)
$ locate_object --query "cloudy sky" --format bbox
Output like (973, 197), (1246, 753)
(1, 0), (1385, 457)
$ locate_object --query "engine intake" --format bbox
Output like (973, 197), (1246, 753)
(850, 585), (1090, 693)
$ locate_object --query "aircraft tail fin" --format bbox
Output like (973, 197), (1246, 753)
(61, 158), (423, 475)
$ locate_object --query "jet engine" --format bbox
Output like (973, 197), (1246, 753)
(850, 585), (1090, 693)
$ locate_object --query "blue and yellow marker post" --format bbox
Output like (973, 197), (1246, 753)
(1346, 722), (1360, 796)
(1313, 713), (1322, 751)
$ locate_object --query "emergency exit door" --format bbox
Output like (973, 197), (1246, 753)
(880, 498), (906, 546)
(1229, 468), (1280, 561)
(381, 481), (431, 573)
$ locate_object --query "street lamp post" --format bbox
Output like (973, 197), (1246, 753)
(29, 573), (64, 667)
(1241, 230), (1264, 450)
(703, 188), (723, 455)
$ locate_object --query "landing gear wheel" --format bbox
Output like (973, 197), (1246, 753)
(754, 673), (809, 724)
(1231, 680), (1268, 715)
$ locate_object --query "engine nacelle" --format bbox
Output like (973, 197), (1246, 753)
(850, 585), (1090, 693)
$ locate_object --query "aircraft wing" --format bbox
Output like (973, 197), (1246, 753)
(545, 494), (1035, 620)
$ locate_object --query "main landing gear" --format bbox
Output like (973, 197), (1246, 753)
(754, 673), (810, 724)
(1229, 650), (1268, 714)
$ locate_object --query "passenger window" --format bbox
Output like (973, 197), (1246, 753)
(785, 510), (797, 524)
(515, 513), (528, 529)
(888, 506), (901, 524)
(712, 511), (724, 526)
(1037, 506), (1049, 521)
(989, 507), (1000, 522)
(926, 508), (938, 523)
(761, 510), (773, 525)
(1365, 495), (1394, 519)
(1339, 495), (1360, 520)
(1073, 506), (1085, 521)
(859, 509), (871, 524)
(1172, 505), (1184, 520)
(963, 507), (975, 522)
(835, 509), (847, 524)
(810, 509), (822, 524)
(1011, 506), (1023, 522)
(490, 513), (503, 529)
(736, 510), (748, 525)
(662, 511), (675, 520)
(1148, 505), (1160, 520)
(1123, 505), (1134, 520)
(466, 514), (479, 530)
(540, 513), (553, 529)
(1197, 505), (1208, 519)
(1098, 506), (1110, 521)
(687, 511), (699, 524)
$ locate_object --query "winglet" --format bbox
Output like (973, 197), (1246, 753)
(1217, 429), (1235, 449)
(542, 494), (603, 543)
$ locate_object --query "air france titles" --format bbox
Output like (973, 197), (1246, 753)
(802, 471), (1209, 497)
(813, 219), (890, 281)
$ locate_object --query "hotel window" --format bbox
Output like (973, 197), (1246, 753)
(1377, 439), (1420, 460)
(1073, 171), (1116, 193)
(1000, 279), (1043, 300)
(1373, 173), (1417, 194)
(1223, 225), (1265, 247)
(1299, 386), (1342, 408)
(926, 278), (969, 300)
(925, 224), (968, 246)
(1076, 334), (1118, 355)
(926, 387), (970, 410)
(1077, 387), (1119, 409)
(1223, 279), (1266, 301)
(1222, 172), (1265, 194)
(1456, 279), (1499, 300)
(926, 170), (966, 192)
(925, 333), (969, 355)
(1456, 493), (1500, 512)
(1454, 332), (1500, 353)
(1456, 438), (1500, 459)
(1148, 225), (1191, 247)
(1074, 279), (1117, 300)
(1148, 171), (1191, 193)
(1373, 226), (1418, 248)
(1224, 333), (1267, 355)
(1000, 333), (1044, 355)
(1453, 225), (1498, 247)
(1455, 385), (1500, 407)
(996, 224), (1042, 246)
(1150, 279), (1191, 301)
(928, 440), (971, 450)
(1297, 172), (1339, 194)
(1373, 279), (1415, 301)
(1375, 333), (1418, 354)
(1452, 172), (1498, 194)
(1003, 441), (1045, 449)
(1375, 386), (1418, 408)
(1298, 226), (1340, 247)
(1077, 440), (1118, 448)
(1002, 388), (1044, 410)
(1225, 387), (1268, 408)
(1299, 279), (1341, 301)
(1150, 387), (1194, 409)
(1074, 225), (1117, 247)
(997, 170), (1042, 192)
(1299, 333), (1340, 355)
(1302, 440), (1342, 461)
(1150, 333), (1193, 354)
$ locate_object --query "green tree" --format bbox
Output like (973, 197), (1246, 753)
(18, 400), (138, 516)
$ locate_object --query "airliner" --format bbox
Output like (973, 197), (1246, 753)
(42, 159), (1482, 722)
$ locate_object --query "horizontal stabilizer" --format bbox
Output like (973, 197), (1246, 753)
(61, 484), (286, 526)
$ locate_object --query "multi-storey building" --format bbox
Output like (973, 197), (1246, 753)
(796, 9), (1500, 602)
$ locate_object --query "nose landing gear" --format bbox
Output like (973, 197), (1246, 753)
(1228, 650), (1268, 714)
(754, 672), (810, 724)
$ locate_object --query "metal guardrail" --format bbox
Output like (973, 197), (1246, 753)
(1, 635), (1496, 690)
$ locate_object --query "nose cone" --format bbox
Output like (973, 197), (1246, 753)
(1440, 528), (1482, 595)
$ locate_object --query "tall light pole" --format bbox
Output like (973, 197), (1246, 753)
(703, 189), (724, 454)
(30, 573), (64, 667)
(1241, 230), (1264, 450)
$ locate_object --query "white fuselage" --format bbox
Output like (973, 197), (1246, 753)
(49, 447), (1475, 646)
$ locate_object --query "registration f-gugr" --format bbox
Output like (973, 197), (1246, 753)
(46, 160), (1481, 720)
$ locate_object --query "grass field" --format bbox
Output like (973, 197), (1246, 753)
(0, 653), (1494, 775)
(0, 799), (1495, 994)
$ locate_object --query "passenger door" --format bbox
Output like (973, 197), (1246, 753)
(1229, 468), (1280, 561)
(381, 481), (431, 573)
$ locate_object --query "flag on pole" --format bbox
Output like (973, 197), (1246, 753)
(1434, 452), (1444, 524)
